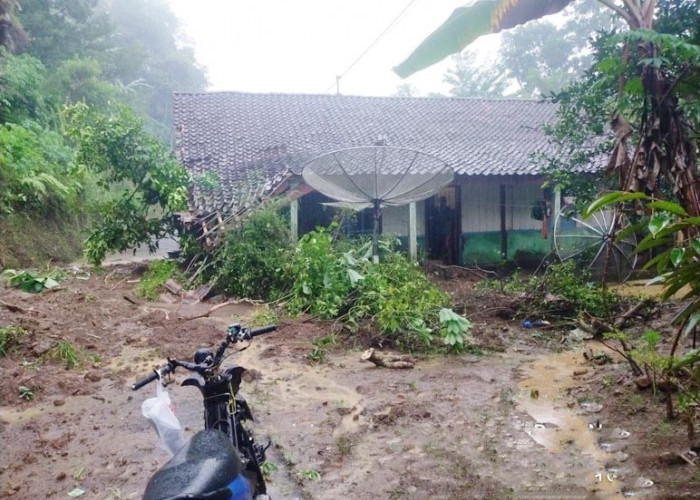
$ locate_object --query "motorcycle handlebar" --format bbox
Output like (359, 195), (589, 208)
(131, 363), (173, 391)
(131, 324), (277, 390)
(249, 324), (276, 338)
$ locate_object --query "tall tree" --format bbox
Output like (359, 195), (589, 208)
(0, 0), (26, 52)
(102, 0), (208, 140)
(17, 0), (111, 68)
(444, 48), (508, 98)
(444, 0), (623, 99)
(395, 0), (700, 217)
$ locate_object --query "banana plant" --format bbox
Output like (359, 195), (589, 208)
(395, 0), (700, 220)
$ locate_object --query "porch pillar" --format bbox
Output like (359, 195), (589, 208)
(499, 184), (507, 260)
(290, 198), (299, 241)
(408, 202), (417, 261)
(552, 185), (561, 249)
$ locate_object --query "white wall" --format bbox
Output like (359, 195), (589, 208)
(460, 177), (544, 232)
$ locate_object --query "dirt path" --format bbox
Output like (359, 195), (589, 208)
(0, 264), (696, 499)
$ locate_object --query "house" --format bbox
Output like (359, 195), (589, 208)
(172, 92), (597, 267)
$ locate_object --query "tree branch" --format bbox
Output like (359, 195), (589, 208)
(596, 0), (635, 27)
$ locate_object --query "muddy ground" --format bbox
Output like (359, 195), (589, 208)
(0, 264), (698, 500)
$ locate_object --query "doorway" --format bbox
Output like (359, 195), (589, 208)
(425, 186), (461, 264)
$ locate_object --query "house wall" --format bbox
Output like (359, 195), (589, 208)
(381, 176), (552, 267)
(459, 177), (551, 266)
(298, 176), (552, 267)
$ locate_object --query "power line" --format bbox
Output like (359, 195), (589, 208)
(324, 0), (419, 94)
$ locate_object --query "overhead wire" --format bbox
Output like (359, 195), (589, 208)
(324, 0), (419, 94)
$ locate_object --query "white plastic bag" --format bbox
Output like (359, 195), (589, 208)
(141, 381), (185, 456)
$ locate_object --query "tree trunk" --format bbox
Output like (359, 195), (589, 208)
(613, 39), (700, 221)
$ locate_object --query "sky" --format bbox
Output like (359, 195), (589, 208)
(166, 0), (501, 97)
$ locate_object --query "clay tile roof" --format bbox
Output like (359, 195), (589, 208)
(172, 92), (595, 215)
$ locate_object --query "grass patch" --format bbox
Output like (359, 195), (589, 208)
(46, 340), (80, 369)
(137, 260), (182, 300)
(0, 325), (27, 357)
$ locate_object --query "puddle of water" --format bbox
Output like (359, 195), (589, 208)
(518, 350), (627, 500)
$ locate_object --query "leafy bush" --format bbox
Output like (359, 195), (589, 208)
(137, 260), (181, 300)
(439, 308), (473, 351)
(206, 212), (468, 352)
(286, 231), (455, 351)
(347, 252), (450, 350)
(286, 225), (360, 318)
(0, 121), (80, 215)
(492, 260), (616, 318)
(211, 204), (292, 300)
(2, 268), (63, 293)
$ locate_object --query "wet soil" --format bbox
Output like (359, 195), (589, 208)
(1, 264), (698, 499)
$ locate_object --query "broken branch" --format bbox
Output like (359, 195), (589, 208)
(361, 348), (414, 369)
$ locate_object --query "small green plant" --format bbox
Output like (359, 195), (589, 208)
(18, 385), (34, 400)
(194, 171), (220, 192)
(47, 340), (79, 369)
(336, 434), (354, 456)
(0, 325), (26, 357)
(653, 421), (674, 435)
(307, 335), (337, 364)
(439, 308), (472, 351)
(260, 460), (278, 478)
(248, 305), (278, 327)
(137, 260), (181, 300)
(299, 468), (321, 481)
(2, 268), (63, 293)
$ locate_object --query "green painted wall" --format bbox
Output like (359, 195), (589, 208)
(460, 230), (552, 267)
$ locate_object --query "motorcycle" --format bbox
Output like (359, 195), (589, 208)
(132, 323), (277, 500)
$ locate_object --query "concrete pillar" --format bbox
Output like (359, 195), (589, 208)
(409, 202), (417, 261)
(290, 198), (299, 241)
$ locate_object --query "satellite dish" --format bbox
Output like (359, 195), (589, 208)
(301, 146), (453, 259)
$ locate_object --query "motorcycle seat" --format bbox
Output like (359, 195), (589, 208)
(143, 429), (245, 500)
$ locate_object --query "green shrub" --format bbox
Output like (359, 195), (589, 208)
(488, 261), (616, 318)
(2, 268), (63, 293)
(136, 260), (181, 300)
(285, 232), (454, 351)
(212, 204), (292, 300)
(348, 252), (450, 350)
(286, 225), (359, 318)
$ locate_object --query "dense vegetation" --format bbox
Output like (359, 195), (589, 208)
(0, 0), (205, 267)
(191, 206), (469, 352)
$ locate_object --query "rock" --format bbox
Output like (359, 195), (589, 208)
(84, 372), (101, 382)
(568, 328), (594, 343)
(53, 399), (65, 407)
(615, 452), (629, 462)
(580, 402), (603, 413)
(600, 441), (627, 453)
(31, 340), (54, 357)
(612, 428), (631, 439)
(634, 477), (654, 488)
(635, 376), (653, 390)
(56, 472), (66, 481)
(336, 406), (352, 416)
(573, 369), (589, 376)
(658, 452), (688, 466)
